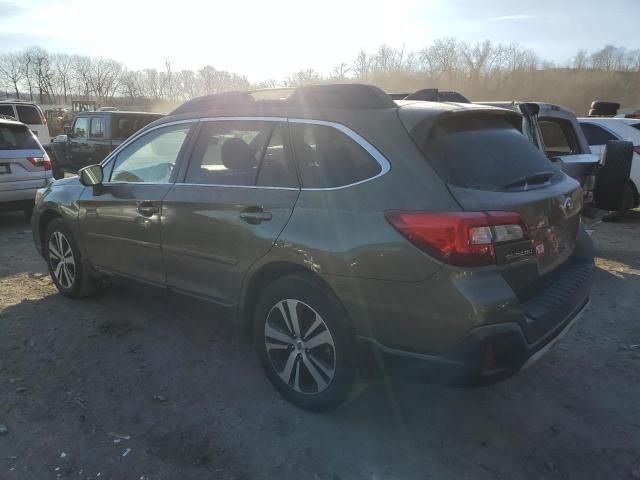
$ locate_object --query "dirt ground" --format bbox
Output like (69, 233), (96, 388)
(0, 209), (639, 480)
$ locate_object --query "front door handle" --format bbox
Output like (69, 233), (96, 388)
(239, 207), (272, 224)
(137, 201), (159, 217)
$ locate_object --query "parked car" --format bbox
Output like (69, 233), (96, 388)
(44, 110), (163, 179)
(31, 84), (594, 411)
(579, 117), (640, 213)
(0, 117), (52, 217)
(478, 101), (633, 216)
(0, 100), (50, 140)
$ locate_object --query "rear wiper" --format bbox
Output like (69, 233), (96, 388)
(504, 171), (555, 189)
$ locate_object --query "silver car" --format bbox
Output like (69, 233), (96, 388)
(0, 117), (52, 217)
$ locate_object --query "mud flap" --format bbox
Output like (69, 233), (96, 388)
(593, 140), (633, 211)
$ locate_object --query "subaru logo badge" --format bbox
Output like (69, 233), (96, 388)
(564, 197), (574, 211)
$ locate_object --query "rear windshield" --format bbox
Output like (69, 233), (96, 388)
(112, 114), (163, 140)
(0, 124), (41, 150)
(417, 114), (559, 191)
(16, 105), (42, 125)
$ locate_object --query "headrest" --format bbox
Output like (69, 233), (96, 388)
(221, 138), (256, 171)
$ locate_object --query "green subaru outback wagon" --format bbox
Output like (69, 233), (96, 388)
(32, 84), (594, 411)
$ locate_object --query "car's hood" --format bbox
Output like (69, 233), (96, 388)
(52, 175), (79, 187)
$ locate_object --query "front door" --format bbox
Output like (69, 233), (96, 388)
(67, 116), (91, 170)
(78, 122), (194, 284)
(161, 119), (300, 305)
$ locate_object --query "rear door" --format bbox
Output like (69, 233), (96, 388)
(78, 122), (194, 284)
(161, 119), (299, 305)
(405, 111), (582, 296)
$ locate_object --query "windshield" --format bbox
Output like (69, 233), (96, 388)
(0, 123), (41, 150)
(418, 114), (561, 191)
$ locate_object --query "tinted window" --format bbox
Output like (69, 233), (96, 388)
(186, 121), (296, 187)
(290, 123), (381, 188)
(112, 114), (163, 139)
(111, 124), (190, 183)
(90, 117), (104, 138)
(539, 118), (579, 155)
(580, 123), (617, 145)
(631, 123), (640, 132)
(0, 124), (40, 150)
(0, 105), (15, 118)
(418, 115), (559, 191)
(73, 117), (88, 138)
(16, 105), (42, 125)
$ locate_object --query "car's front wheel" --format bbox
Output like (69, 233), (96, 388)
(254, 274), (357, 412)
(45, 218), (102, 298)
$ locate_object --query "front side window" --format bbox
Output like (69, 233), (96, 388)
(290, 123), (382, 188)
(73, 117), (88, 138)
(110, 124), (190, 183)
(16, 105), (42, 125)
(539, 118), (579, 156)
(185, 120), (296, 187)
(90, 117), (104, 138)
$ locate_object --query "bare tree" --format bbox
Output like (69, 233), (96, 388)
(285, 68), (322, 87)
(0, 53), (24, 98)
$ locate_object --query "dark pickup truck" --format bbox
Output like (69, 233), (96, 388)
(45, 111), (163, 179)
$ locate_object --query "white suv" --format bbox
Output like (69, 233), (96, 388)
(0, 100), (50, 140)
(579, 117), (640, 211)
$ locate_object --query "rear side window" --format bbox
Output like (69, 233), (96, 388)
(418, 114), (558, 191)
(631, 123), (640, 132)
(185, 121), (297, 187)
(580, 123), (617, 145)
(290, 123), (381, 188)
(0, 124), (40, 150)
(16, 105), (42, 125)
(0, 105), (15, 118)
(539, 118), (579, 156)
(90, 117), (104, 138)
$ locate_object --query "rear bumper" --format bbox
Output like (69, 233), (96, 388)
(357, 297), (590, 385)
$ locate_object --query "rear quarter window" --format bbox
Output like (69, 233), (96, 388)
(539, 118), (579, 156)
(417, 114), (559, 191)
(16, 105), (42, 125)
(0, 124), (41, 150)
(580, 122), (618, 145)
(290, 123), (382, 188)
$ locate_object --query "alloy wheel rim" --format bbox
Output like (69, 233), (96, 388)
(264, 299), (336, 394)
(48, 231), (76, 289)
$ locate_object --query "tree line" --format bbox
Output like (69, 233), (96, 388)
(1, 40), (639, 114)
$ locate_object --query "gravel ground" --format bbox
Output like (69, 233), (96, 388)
(1, 209), (639, 480)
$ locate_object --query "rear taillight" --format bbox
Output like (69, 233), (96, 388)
(28, 154), (51, 171)
(385, 211), (527, 266)
(39, 109), (47, 126)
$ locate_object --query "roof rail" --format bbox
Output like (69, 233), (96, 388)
(168, 84), (396, 116)
(393, 88), (470, 103)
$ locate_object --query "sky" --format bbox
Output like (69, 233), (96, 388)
(1, 0), (638, 81)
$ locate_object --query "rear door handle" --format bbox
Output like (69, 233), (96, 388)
(137, 201), (160, 217)
(239, 207), (272, 224)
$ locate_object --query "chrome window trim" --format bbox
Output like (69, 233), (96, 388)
(287, 117), (391, 191)
(100, 116), (392, 191)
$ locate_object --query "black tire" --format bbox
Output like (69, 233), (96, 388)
(253, 273), (357, 412)
(588, 108), (616, 117)
(45, 218), (102, 298)
(590, 101), (620, 111)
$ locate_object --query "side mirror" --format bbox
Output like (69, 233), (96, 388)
(79, 164), (104, 186)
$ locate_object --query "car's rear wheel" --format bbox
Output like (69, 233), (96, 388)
(254, 274), (357, 412)
(45, 219), (102, 298)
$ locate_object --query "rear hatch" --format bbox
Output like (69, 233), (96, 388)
(400, 106), (583, 301)
(0, 122), (49, 189)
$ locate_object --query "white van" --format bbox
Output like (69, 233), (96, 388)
(0, 100), (50, 140)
